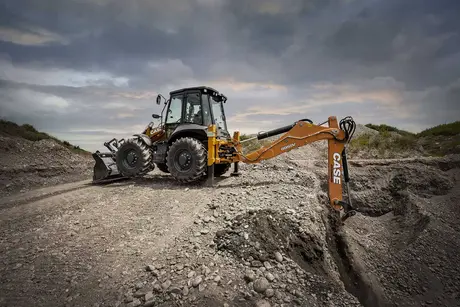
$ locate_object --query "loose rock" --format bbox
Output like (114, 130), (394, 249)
(274, 252), (283, 262)
(161, 280), (171, 290)
(146, 265), (155, 272)
(183, 286), (189, 296)
(126, 298), (141, 307)
(255, 299), (271, 307)
(253, 278), (270, 293)
(265, 288), (274, 298)
(265, 272), (275, 282)
(192, 275), (203, 287)
(187, 270), (196, 278)
(144, 292), (153, 301)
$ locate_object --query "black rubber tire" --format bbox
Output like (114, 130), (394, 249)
(214, 163), (231, 177)
(166, 137), (207, 183)
(156, 162), (169, 173)
(116, 138), (153, 177)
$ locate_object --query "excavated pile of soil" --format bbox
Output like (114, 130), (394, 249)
(214, 209), (360, 306)
(215, 210), (326, 274)
(0, 136), (93, 197)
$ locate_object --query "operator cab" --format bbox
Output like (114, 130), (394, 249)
(164, 86), (230, 139)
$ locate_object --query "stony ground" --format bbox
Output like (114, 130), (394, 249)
(1, 142), (459, 307)
(0, 136), (93, 198)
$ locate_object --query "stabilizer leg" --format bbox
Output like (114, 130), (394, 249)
(231, 162), (241, 176)
(206, 164), (215, 187)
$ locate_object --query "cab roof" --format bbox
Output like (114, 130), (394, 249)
(169, 86), (220, 96)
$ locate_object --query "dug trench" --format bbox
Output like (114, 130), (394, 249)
(213, 208), (385, 307)
(323, 170), (439, 307)
(214, 156), (460, 307)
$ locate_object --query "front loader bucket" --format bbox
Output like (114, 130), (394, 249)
(92, 152), (125, 183)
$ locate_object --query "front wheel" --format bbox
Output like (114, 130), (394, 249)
(166, 137), (207, 183)
(116, 138), (153, 177)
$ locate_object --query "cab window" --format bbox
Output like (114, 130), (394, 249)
(184, 93), (202, 124)
(166, 95), (182, 124)
(201, 94), (212, 126)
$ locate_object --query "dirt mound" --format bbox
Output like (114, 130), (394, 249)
(212, 208), (361, 307)
(0, 136), (93, 197)
(215, 210), (326, 275)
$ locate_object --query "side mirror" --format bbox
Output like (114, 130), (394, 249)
(152, 114), (161, 119)
(156, 95), (162, 105)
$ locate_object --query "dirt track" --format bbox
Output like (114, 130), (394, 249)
(1, 154), (459, 307)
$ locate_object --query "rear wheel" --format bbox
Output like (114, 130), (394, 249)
(166, 137), (207, 183)
(116, 138), (153, 177)
(214, 163), (231, 177)
(156, 162), (169, 173)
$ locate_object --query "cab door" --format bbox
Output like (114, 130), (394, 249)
(164, 94), (183, 139)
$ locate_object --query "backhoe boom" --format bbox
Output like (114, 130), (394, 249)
(207, 116), (357, 221)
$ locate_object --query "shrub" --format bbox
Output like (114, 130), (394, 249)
(349, 131), (417, 157)
(417, 121), (460, 137)
(365, 123), (414, 137)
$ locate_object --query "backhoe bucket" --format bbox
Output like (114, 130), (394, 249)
(92, 152), (125, 183)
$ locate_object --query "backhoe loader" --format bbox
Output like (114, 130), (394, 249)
(92, 86), (357, 221)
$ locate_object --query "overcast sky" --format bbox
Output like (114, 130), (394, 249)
(0, 0), (459, 151)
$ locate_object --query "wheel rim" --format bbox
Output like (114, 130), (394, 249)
(174, 149), (193, 172)
(122, 149), (138, 169)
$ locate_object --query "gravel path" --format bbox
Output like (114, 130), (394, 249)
(1, 154), (459, 307)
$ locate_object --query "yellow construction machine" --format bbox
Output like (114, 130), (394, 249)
(92, 86), (357, 221)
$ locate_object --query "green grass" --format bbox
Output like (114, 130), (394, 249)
(417, 121), (460, 137)
(350, 120), (460, 157)
(365, 123), (415, 137)
(349, 132), (417, 155)
(0, 120), (90, 155)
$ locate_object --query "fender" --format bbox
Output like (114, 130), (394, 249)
(133, 134), (152, 146)
(169, 124), (208, 144)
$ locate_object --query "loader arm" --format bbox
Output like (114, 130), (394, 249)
(207, 116), (356, 220)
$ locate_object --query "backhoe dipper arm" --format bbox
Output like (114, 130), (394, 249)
(234, 116), (356, 217)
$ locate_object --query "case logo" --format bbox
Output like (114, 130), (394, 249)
(333, 153), (341, 184)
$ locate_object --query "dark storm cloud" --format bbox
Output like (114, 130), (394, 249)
(0, 0), (459, 150)
(323, 0), (460, 89)
(0, 0), (214, 80)
(2, 0), (458, 88)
